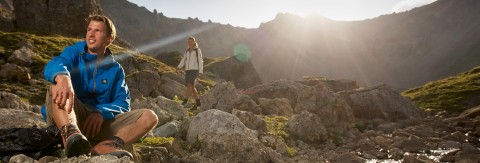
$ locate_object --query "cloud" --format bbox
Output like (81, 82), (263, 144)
(392, 0), (437, 13)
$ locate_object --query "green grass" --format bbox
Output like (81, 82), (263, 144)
(138, 137), (174, 146)
(264, 115), (289, 140)
(402, 66), (480, 112)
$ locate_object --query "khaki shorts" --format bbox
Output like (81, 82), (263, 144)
(45, 87), (146, 143)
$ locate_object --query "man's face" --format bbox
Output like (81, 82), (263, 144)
(86, 20), (111, 54)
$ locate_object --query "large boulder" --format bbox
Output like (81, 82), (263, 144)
(258, 98), (294, 117)
(295, 83), (356, 136)
(288, 110), (328, 144)
(159, 76), (185, 100)
(232, 109), (266, 131)
(13, 0), (103, 37)
(0, 91), (37, 113)
(125, 70), (162, 99)
(201, 81), (260, 114)
(245, 79), (307, 109)
(205, 56), (262, 89)
(338, 85), (421, 122)
(0, 63), (31, 81)
(296, 77), (360, 92)
(131, 96), (187, 127)
(0, 108), (46, 129)
(186, 109), (272, 162)
(7, 47), (37, 66)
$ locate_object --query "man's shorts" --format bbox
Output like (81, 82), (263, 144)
(45, 86), (146, 143)
(185, 70), (199, 86)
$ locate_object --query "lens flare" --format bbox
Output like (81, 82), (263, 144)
(233, 44), (252, 63)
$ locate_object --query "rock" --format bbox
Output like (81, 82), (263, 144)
(131, 96), (187, 127)
(135, 146), (169, 163)
(125, 70), (162, 99)
(338, 84), (421, 121)
(373, 136), (393, 147)
(201, 81), (260, 114)
(8, 154), (35, 163)
(245, 79), (307, 108)
(402, 153), (434, 163)
(13, 0), (103, 37)
(258, 98), (294, 117)
(232, 109), (266, 131)
(38, 156), (58, 163)
(205, 56), (262, 89)
(0, 63), (31, 81)
(0, 0), (14, 31)
(331, 152), (364, 163)
(398, 137), (427, 153)
(439, 140), (462, 149)
(55, 154), (133, 163)
(186, 109), (272, 162)
(297, 77), (360, 92)
(159, 76), (185, 100)
(377, 122), (401, 133)
(0, 91), (37, 113)
(457, 105), (480, 119)
(0, 108), (46, 129)
(295, 83), (355, 136)
(288, 111), (328, 143)
(1, 126), (58, 160)
(7, 47), (37, 66)
(152, 120), (179, 137)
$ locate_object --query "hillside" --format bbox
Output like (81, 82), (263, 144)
(402, 66), (480, 112)
(101, 0), (480, 90)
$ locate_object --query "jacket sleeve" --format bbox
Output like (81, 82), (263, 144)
(94, 66), (130, 120)
(198, 49), (204, 74)
(177, 51), (186, 69)
(44, 46), (77, 83)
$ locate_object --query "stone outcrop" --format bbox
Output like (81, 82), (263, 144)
(7, 47), (37, 66)
(295, 83), (356, 137)
(0, 91), (38, 113)
(186, 109), (273, 162)
(258, 98), (294, 117)
(0, 109), (45, 129)
(125, 70), (163, 99)
(338, 85), (422, 121)
(206, 56), (262, 89)
(131, 96), (187, 127)
(13, 0), (103, 37)
(245, 79), (307, 109)
(0, 0), (14, 31)
(201, 81), (260, 114)
(288, 111), (328, 143)
(0, 63), (31, 81)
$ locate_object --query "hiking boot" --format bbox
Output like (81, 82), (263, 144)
(195, 99), (201, 107)
(91, 136), (133, 160)
(59, 123), (91, 157)
(181, 99), (189, 107)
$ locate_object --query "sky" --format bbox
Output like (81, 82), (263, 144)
(127, 0), (437, 28)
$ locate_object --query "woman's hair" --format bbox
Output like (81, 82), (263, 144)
(188, 36), (198, 48)
(86, 15), (116, 44)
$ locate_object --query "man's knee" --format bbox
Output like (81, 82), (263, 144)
(140, 109), (158, 128)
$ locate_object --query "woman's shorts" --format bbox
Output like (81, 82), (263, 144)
(185, 70), (199, 86)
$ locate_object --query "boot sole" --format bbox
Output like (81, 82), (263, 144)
(66, 134), (91, 157)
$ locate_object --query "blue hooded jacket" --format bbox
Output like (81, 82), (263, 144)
(41, 41), (130, 120)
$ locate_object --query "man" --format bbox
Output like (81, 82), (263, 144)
(41, 15), (158, 158)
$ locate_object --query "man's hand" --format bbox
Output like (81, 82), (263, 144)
(51, 74), (75, 113)
(82, 112), (103, 139)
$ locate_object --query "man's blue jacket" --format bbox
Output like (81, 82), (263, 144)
(41, 41), (130, 120)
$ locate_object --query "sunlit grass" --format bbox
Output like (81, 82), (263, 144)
(402, 66), (480, 112)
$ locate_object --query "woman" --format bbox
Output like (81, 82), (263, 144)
(176, 36), (203, 107)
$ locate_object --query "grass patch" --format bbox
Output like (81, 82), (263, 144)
(264, 115), (289, 140)
(138, 137), (174, 146)
(402, 66), (480, 112)
(203, 57), (229, 68)
(286, 146), (297, 157)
